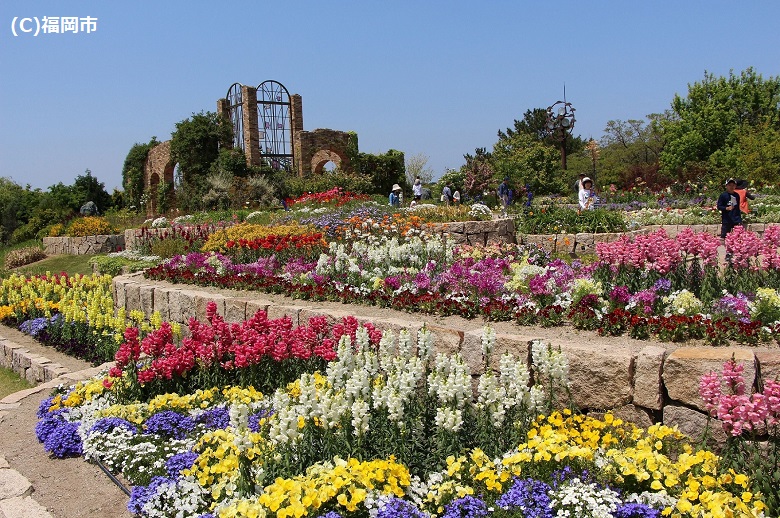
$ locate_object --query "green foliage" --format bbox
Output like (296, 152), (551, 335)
(89, 255), (159, 276)
(170, 111), (233, 209)
(596, 115), (667, 188)
(491, 133), (564, 195)
(355, 149), (405, 195)
(515, 205), (627, 234)
(122, 137), (159, 209)
(661, 67), (780, 182)
(460, 148), (494, 197)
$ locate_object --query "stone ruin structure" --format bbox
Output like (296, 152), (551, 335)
(142, 81), (356, 216)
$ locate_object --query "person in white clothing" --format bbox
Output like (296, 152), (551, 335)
(412, 177), (423, 201)
(579, 177), (597, 210)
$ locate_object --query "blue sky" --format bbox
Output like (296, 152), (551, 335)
(1, 1), (779, 192)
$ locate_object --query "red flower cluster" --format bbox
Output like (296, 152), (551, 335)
(109, 301), (371, 385)
(225, 233), (328, 263)
(286, 187), (370, 207)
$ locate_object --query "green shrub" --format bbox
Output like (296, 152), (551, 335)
(4, 246), (46, 269)
(65, 216), (117, 237)
(89, 255), (159, 276)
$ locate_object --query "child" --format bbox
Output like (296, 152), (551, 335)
(717, 178), (742, 244)
(578, 177), (597, 210)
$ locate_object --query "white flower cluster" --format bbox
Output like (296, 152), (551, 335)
(139, 475), (208, 518)
(428, 353), (471, 432)
(172, 214), (194, 224)
(529, 340), (570, 411)
(468, 203), (494, 221)
(229, 403), (253, 453)
(244, 211), (265, 223)
(477, 350), (534, 427)
(549, 478), (621, 518)
(151, 216), (170, 228)
(107, 249), (161, 262)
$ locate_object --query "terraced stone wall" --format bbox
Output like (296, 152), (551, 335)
(113, 273), (779, 447)
(43, 235), (125, 255)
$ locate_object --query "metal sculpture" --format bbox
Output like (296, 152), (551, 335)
(257, 80), (293, 170)
(225, 83), (244, 151)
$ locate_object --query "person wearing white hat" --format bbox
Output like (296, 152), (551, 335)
(389, 184), (402, 207)
(578, 177), (597, 210)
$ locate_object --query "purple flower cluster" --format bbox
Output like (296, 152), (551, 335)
(128, 476), (172, 514)
(36, 413), (82, 458)
(19, 315), (60, 338)
(615, 502), (661, 518)
(441, 496), (489, 518)
(315, 512), (343, 518)
(438, 257), (511, 298)
(165, 451), (199, 477)
(609, 285), (632, 306)
(376, 497), (427, 518)
(712, 293), (752, 323)
(248, 409), (274, 432)
(143, 411), (195, 440)
(496, 478), (553, 518)
(89, 417), (137, 435)
(653, 278), (672, 293)
(195, 407), (230, 430)
(37, 396), (55, 419)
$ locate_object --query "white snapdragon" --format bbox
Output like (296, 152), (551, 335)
(481, 323), (496, 366)
(549, 478), (621, 518)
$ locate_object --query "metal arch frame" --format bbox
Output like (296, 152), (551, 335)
(545, 100), (576, 141)
(226, 82), (244, 151)
(256, 80), (293, 170)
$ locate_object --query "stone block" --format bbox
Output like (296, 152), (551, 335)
(176, 290), (201, 323)
(43, 363), (69, 382)
(466, 233), (484, 246)
(439, 222), (464, 234)
(461, 329), (486, 374)
(426, 324), (463, 358)
(152, 286), (170, 322)
(663, 404), (727, 450)
(195, 294), (225, 321)
(756, 350), (780, 384)
(0, 495), (54, 517)
(663, 347), (755, 412)
(573, 233), (595, 254)
(267, 305), (308, 326)
(555, 342), (634, 410)
(140, 284), (155, 317)
(112, 277), (127, 311)
(11, 348), (30, 373)
(224, 298), (249, 323)
(591, 404), (654, 429)
(633, 346), (666, 410)
(0, 469), (32, 499)
(245, 299), (271, 319)
(124, 282), (141, 312)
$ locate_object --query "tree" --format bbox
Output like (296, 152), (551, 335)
(596, 115), (666, 188)
(170, 111), (233, 197)
(498, 108), (586, 158)
(490, 133), (563, 195)
(404, 153), (434, 187)
(460, 148), (494, 197)
(660, 67), (780, 182)
(72, 169), (113, 213)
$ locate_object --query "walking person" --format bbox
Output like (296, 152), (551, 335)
(412, 176), (423, 201)
(497, 177), (511, 213)
(717, 178), (742, 253)
(441, 184), (453, 206)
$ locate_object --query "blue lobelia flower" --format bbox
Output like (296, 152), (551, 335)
(615, 502), (661, 518)
(496, 478), (553, 518)
(143, 411), (195, 440)
(165, 451), (199, 478)
(442, 496), (489, 518)
(42, 420), (83, 458)
(90, 417), (137, 435)
(194, 407), (230, 430)
(377, 497), (427, 518)
(127, 476), (172, 515)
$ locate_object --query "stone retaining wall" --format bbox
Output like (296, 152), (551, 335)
(435, 219), (517, 245)
(0, 337), (70, 384)
(43, 235), (124, 256)
(113, 273), (779, 445)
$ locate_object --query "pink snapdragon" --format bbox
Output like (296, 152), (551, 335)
(725, 226), (763, 269)
(699, 358), (780, 436)
(676, 227), (720, 266)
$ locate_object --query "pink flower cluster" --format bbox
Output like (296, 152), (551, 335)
(110, 301), (382, 385)
(596, 228), (724, 273)
(699, 358), (780, 436)
(725, 225), (780, 270)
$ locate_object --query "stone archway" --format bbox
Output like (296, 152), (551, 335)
(143, 140), (176, 216)
(311, 149), (348, 174)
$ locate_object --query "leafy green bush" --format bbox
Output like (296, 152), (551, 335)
(515, 206), (626, 234)
(89, 254), (159, 276)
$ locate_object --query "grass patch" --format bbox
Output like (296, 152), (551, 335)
(0, 366), (32, 399)
(15, 254), (96, 277)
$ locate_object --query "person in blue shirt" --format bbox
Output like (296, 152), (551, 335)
(717, 178), (742, 245)
(389, 184), (402, 207)
(497, 177), (511, 211)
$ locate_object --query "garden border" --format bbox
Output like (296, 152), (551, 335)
(113, 272), (780, 447)
(43, 235), (125, 256)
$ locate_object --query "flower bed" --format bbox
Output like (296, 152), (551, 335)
(36, 313), (769, 517)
